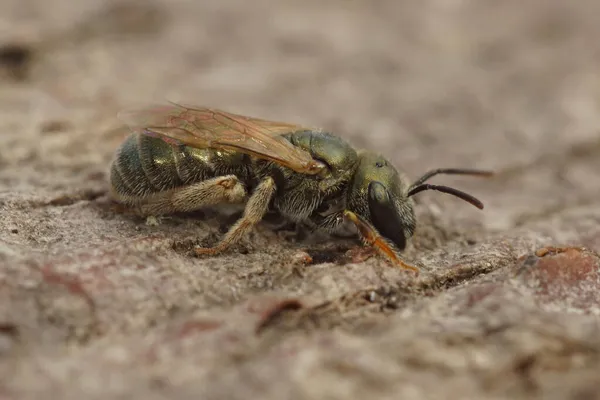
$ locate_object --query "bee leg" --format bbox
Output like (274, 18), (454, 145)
(343, 210), (419, 274)
(195, 177), (276, 256)
(310, 211), (382, 261)
(137, 175), (246, 216)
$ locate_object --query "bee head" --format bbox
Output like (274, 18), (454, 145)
(347, 151), (491, 251)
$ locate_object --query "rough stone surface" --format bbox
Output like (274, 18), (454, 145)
(1, 0), (600, 399)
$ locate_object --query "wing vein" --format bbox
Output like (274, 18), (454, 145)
(118, 103), (326, 175)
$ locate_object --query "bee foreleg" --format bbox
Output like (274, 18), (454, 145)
(136, 175), (246, 216)
(195, 177), (276, 256)
(343, 210), (419, 274)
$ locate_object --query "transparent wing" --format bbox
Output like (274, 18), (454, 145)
(118, 103), (325, 175)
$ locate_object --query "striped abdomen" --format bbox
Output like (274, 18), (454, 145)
(109, 133), (249, 202)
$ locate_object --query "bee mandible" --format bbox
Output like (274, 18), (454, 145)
(109, 103), (493, 273)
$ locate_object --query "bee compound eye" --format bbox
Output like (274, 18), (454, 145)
(367, 181), (407, 251)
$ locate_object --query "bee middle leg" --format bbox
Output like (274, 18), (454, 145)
(195, 177), (276, 256)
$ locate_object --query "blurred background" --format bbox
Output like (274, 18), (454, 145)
(1, 0), (600, 229)
(3, 2), (600, 398)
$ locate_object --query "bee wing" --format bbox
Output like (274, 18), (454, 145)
(118, 103), (326, 175)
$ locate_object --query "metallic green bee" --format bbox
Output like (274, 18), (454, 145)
(110, 103), (492, 273)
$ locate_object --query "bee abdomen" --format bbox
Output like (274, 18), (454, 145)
(110, 133), (183, 200)
(173, 145), (215, 184)
(137, 134), (184, 191)
(110, 133), (222, 201)
(110, 134), (154, 199)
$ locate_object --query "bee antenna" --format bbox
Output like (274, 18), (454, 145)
(410, 168), (494, 188)
(407, 184), (485, 210)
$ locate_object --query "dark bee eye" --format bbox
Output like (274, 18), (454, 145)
(368, 181), (407, 250)
(375, 161), (384, 168)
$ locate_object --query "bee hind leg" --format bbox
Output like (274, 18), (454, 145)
(195, 177), (276, 256)
(136, 175), (247, 216)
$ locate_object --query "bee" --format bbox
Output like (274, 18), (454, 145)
(109, 103), (492, 273)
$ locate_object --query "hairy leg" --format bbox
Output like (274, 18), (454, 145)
(343, 210), (419, 273)
(123, 175), (247, 216)
(309, 210), (419, 273)
(195, 177), (276, 256)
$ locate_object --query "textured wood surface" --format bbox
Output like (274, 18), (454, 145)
(1, 0), (600, 399)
